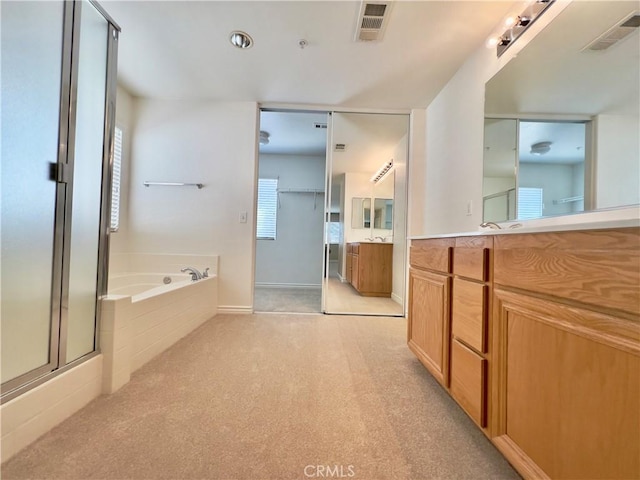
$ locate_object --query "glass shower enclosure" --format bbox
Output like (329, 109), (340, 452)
(1, 0), (119, 400)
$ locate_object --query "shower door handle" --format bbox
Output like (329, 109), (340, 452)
(49, 162), (69, 183)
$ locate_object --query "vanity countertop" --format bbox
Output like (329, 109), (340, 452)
(410, 217), (640, 240)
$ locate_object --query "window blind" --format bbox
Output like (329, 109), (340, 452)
(257, 178), (278, 239)
(517, 187), (543, 219)
(110, 126), (123, 231)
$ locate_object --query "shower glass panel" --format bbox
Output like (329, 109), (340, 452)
(0, 1), (65, 384)
(66, 1), (109, 363)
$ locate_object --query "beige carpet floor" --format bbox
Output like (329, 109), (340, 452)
(2, 314), (520, 480)
(254, 287), (322, 313)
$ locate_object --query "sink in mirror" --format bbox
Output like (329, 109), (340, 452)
(483, 1), (639, 223)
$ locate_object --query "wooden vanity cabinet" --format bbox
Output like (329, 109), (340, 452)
(408, 238), (454, 387)
(490, 228), (640, 480)
(346, 242), (392, 297)
(409, 227), (640, 479)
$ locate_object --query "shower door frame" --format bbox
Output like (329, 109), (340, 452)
(1, 0), (120, 403)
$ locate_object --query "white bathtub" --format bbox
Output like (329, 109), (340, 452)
(101, 256), (218, 394)
(108, 273), (193, 301)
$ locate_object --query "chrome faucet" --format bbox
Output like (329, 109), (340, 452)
(181, 267), (203, 281)
(480, 222), (502, 230)
(375, 236), (385, 242)
(203, 267), (210, 278)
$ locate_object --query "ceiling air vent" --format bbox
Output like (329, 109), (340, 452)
(334, 143), (347, 152)
(354, 1), (393, 42)
(584, 12), (640, 51)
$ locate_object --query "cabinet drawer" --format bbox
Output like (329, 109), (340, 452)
(450, 339), (487, 427)
(410, 239), (453, 273)
(452, 278), (487, 353)
(453, 237), (491, 281)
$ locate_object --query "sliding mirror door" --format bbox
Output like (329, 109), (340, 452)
(323, 112), (408, 316)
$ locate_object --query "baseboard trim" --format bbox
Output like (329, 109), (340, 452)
(217, 306), (253, 314)
(255, 283), (322, 289)
(391, 292), (402, 305)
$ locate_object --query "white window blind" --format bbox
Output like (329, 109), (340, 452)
(257, 178), (278, 239)
(328, 222), (342, 244)
(517, 187), (543, 219)
(110, 126), (123, 231)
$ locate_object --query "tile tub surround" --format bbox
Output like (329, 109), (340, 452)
(0, 356), (103, 463)
(101, 275), (218, 394)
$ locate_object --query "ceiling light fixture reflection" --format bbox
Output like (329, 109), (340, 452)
(259, 131), (270, 145)
(230, 31), (253, 49)
(370, 159), (394, 183)
(530, 141), (552, 155)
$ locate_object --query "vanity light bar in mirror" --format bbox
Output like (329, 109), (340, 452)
(486, 0), (556, 57)
(371, 159), (394, 183)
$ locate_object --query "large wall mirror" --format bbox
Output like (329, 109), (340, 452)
(324, 112), (408, 316)
(483, 1), (639, 223)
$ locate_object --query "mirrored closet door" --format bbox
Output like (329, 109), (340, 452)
(323, 112), (409, 316)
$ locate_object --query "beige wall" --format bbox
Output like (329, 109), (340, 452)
(124, 99), (259, 311)
(412, 1), (573, 235)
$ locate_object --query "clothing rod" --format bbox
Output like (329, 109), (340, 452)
(277, 188), (325, 194)
(553, 195), (583, 205)
(144, 182), (204, 189)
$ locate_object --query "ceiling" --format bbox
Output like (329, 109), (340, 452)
(104, 1), (513, 109)
(259, 111), (329, 156)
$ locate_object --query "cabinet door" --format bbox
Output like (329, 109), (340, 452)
(346, 253), (352, 284)
(351, 255), (359, 290)
(492, 288), (640, 480)
(450, 339), (486, 427)
(408, 268), (451, 387)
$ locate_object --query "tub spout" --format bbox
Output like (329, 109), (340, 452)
(181, 267), (203, 281)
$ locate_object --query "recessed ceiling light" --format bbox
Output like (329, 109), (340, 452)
(230, 31), (253, 49)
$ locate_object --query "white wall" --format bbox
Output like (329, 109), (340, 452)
(389, 134), (408, 306)
(255, 154), (325, 287)
(595, 114), (640, 209)
(125, 99), (258, 312)
(519, 163), (576, 217)
(417, 2), (573, 235)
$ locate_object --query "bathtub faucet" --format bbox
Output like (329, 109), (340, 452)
(181, 267), (203, 281)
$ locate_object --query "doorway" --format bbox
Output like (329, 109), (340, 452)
(253, 110), (329, 313)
